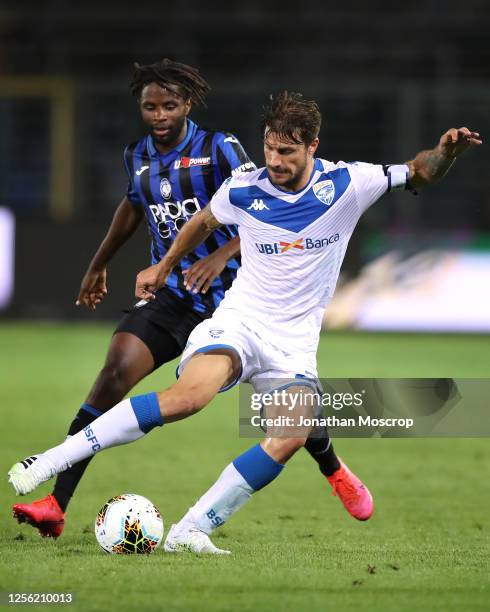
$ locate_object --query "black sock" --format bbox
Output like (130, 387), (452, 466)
(304, 434), (341, 477)
(52, 404), (103, 512)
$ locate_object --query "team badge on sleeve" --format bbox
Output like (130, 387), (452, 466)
(313, 180), (335, 206)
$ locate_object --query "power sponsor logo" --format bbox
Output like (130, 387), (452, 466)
(174, 156), (211, 169)
(149, 198), (202, 239)
(255, 233), (340, 255)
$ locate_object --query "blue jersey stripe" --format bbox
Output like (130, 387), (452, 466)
(172, 134), (214, 313)
(211, 132), (224, 193)
(165, 137), (196, 299)
(140, 144), (168, 267)
(188, 134), (226, 299)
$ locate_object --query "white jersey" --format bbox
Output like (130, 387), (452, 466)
(210, 158), (408, 358)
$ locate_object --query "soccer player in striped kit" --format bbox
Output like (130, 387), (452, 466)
(11, 58), (255, 537)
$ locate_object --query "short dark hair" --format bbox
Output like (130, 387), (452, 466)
(261, 91), (321, 146)
(130, 58), (211, 107)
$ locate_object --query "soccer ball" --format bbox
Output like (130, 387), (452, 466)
(94, 493), (164, 554)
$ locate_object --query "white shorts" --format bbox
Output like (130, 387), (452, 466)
(177, 307), (318, 393)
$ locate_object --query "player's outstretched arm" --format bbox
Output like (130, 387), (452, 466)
(76, 197), (144, 309)
(183, 236), (240, 294)
(407, 127), (482, 189)
(135, 205), (223, 300)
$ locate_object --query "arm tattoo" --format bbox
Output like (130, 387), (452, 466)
(417, 149), (455, 179)
(409, 149), (455, 187)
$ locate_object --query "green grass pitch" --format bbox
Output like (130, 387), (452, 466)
(1, 323), (489, 611)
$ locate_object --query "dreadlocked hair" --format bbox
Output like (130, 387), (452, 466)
(261, 91), (321, 146)
(130, 58), (211, 107)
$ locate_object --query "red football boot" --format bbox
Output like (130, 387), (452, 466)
(327, 460), (374, 521)
(13, 494), (65, 538)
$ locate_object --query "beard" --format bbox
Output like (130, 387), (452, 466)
(151, 116), (186, 147)
(269, 157), (308, 191)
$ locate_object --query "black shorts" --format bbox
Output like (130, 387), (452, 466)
(114, 286), (210, 370)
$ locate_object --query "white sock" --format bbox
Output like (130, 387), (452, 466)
(177, 463), (254, 534)
(42, 399), (145, 472)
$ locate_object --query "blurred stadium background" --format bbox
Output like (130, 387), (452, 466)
(2, 5), (490, 611)
(1, 0), (489, 327)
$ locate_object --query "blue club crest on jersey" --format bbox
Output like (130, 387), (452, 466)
(159, 178), (172, 200)
(313, 179), (335, 206)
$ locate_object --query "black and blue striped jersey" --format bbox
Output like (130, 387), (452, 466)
(123, 119), (255, 314)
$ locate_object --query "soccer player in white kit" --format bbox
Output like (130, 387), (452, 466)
(9, 92), (481, 554)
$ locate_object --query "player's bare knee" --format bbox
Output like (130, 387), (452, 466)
(86, 360), (134, 407)
(100, 361), (131, 390)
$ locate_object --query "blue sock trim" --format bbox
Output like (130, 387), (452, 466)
(81, 403), (103, 418)
(233, 444), (284, 491)
(130, 392), (163, 434)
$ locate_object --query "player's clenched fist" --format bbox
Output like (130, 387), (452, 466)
(439, 127), (482, 158)
(135, 262), (171, 300)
